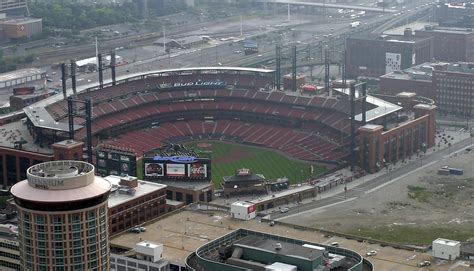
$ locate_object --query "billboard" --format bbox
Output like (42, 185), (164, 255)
(188, 164), (207, 178)
(385, 52), (401, 74)
(96, 149), (137, 177)
(155, 81), (226, 90)
(143, 156), (211, 181)
(145, 163), (164, 177)
(166, 164), (185, 177)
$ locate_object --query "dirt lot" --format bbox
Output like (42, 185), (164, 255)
(287, 148), (474, 245)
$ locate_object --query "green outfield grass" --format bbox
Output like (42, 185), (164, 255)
(186, 141), (327, 187)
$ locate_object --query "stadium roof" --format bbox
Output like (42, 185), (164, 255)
(22, 67), (275, 133)
(333, 88), (402, 122)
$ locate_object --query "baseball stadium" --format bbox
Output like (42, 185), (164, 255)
(1, 67), (436, 195)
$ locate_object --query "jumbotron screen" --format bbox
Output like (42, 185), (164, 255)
(143, 155), (210, 181)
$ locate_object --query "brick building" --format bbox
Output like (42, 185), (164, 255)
(346, 30), (433, 77)
(379, 63), (435, 100)
(359, 100), (437, 173)
(380, 62), (474, 118)
(105, 175), (171, 236)
(415, 26), (474, 62)
(434, 62), (474, 117)
(9, 90), (55, 111)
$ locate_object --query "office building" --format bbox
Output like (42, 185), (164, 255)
(10, 160), (111, 270)
(434, 62), (474, 117)
(105, 175), (168, 236)
(380, 61), (474, 117)
(346, 30), (433, 77)
(415, 26), (474, 62)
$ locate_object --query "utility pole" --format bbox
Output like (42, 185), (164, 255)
(240, 15), (243, 37)
(163, 25), (166, 53)
(287, 3), (291, 22)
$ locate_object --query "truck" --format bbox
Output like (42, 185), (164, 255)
(350, 21), (361, 28)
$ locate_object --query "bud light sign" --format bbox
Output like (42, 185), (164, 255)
(153, 155), (197, 163)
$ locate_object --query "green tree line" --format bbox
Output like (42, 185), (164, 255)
(29, 0), (142, 30)
(0, 49), (35, 73)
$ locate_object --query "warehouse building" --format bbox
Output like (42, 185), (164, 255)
(0, 17), (42, 39)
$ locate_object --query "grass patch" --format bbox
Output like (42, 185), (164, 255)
(407, 185), (432, 202)
(187, 141), (327, 187)
(347, 225), (474, 245)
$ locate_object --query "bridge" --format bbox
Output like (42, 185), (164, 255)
(258, 0), (398, 13)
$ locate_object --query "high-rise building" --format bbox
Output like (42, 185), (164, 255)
(10, 160), (111, 271)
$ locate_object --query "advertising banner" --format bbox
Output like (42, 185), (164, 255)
(188, 164), (207, 178)
(145, 163), (164, 177)
(385, 52), (401, 74)
(166, 164), (185, 176)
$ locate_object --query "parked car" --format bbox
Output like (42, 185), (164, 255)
(280, 207), (290, 213)
(129, 227), (141, 233)
(366, 250), (377, 256)
(330, 242), (339, 247)
(418, 261), (431, 267)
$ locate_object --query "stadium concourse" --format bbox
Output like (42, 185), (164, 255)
(27, 67), (369, 164)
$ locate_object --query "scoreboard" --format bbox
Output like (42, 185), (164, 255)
(96, 149), (137, 177)
(143, 155), (211, 181)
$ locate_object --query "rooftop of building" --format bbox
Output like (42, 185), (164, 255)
(0, 118), (53, 154)
(349, 31), (431, 43)
(52, 139), (83, 147)
(110, 205), (450, 270)
(0, 17), (42, 25)
(231, 201), (254, 208)
(433, 238), (460, 247)
(416, 25), (474, 35)
(383, 22), (437, 36)
(381, 61), (474, 81)
(154, 180), (212, 191)
(137, 240), (162, 249)
(109, 207), (343, 267)
(235, 235), (323, 261)
(0, 68), (46, 83)
(105, 175), (167, 209)
(11, 161), (111, 203)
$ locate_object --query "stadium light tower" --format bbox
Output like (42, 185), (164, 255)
(68, 98), (93, 163)
(350, 82), (368, 172)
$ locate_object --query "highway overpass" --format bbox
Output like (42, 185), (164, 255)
(258, 0), (398, 13)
